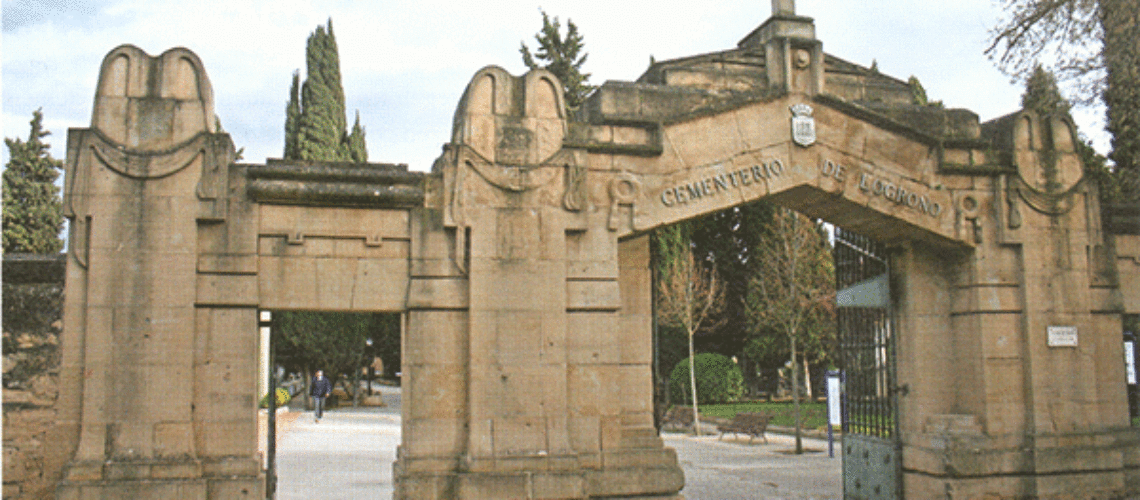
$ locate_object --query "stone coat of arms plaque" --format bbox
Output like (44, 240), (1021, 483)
(791, 103), (816, 147)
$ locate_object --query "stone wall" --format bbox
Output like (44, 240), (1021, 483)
(3, 255), (66, 500)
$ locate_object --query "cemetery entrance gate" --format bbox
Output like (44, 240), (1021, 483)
(50, 3), (1140, 499)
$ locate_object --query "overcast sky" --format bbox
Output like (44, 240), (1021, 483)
(3, 0), (1109, 172)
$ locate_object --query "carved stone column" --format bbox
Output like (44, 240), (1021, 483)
(396, 66), (684, 499)
(56, 45), (259, 499)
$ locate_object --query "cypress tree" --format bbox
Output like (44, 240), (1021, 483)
(276, 22), (378, 404)
(286, 19), (367, 162)
(347, 111), (367, 163)
(3, 109), (63, 254)
(298, 20), (348, 161)
(284, 71), (302, 160)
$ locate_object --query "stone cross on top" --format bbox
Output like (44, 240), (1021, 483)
(772, 0), (795, 16)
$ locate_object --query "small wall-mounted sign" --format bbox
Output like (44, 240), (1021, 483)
(1125, 341), (1136, 385)
(1047, 325), (1078, 347)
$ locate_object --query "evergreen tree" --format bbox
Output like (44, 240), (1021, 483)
(1022, 65), (1071, 118)
(520, 10), (595, 108)
(3, 109), (63, 254)
(347, 111), (367, 163)
(285, 19), (367, 162)
(284, 71), (302, 160)
(298, 19), (348, 161)
(1100, 0), (1140, 202)
(276, 21), (382, 404)
(275, 311), (391, 407)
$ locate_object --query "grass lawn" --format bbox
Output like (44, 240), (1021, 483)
(689, 404), (1140, 433)
(696, 401), (830, 430)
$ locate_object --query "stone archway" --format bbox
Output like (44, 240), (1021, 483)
(394, 5), (1138, 499)
(51, 4), (1139, 500)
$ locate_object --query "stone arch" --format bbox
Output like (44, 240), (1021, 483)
(600, 95), (961, 249)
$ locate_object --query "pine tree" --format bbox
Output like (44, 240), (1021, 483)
(285, 19), (367, 162)
(3, 109), (63, 254)
(520, 10), (595, 108)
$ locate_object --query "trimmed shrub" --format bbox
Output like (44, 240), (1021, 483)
(669, 353), (744, 405)
(259, 387), (291, 408)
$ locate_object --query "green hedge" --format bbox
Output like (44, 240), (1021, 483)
(700, 401), (829, 429)
(669, 353), (744, 405)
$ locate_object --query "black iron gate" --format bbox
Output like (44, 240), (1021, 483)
(834, 228), (900, 500)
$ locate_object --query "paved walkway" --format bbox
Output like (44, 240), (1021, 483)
(273, 387), (842, 499)
(665, 431), (841, 499)
(274, 386), (401, 499)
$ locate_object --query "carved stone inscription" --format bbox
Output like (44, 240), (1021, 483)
(821, 159), (943, 218)
(660, 159), (785, 207)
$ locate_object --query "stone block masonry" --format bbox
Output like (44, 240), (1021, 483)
(43, 4), (1140, 499)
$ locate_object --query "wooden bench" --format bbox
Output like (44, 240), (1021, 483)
(661, 406), (696, 430)
(716, 412), (771, 443)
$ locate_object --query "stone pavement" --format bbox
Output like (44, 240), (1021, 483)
(664, 430), (842, 500)
(273, 386), (841, 499)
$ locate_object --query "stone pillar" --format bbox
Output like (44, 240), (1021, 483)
(395, 66), (684, 499)
(898, 113), (1139, 498)
(56, 45), (259, 499)
(396, 206), (471, 498)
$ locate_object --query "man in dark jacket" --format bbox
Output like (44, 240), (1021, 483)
(311, 370), (332, 422)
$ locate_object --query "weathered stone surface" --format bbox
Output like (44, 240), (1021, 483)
(41, 5), (1140, 500)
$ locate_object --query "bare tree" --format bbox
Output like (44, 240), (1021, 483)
(987, 0), (1104, 105)
(745, 208), (835, 454)
(987, 0), (1140, 202)
(654, 223), (725, 436)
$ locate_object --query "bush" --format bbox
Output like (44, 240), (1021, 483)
(669, 353), (744, 405)
(259, 387), (291, 408)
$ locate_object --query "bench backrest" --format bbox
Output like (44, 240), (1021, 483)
(733, 412), (771, 430)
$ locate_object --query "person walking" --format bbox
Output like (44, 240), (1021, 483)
(311, 370), (332, 423)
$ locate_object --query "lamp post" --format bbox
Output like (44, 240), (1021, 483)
(366, 338), (374, 396)
(259, 310), (276, 500)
